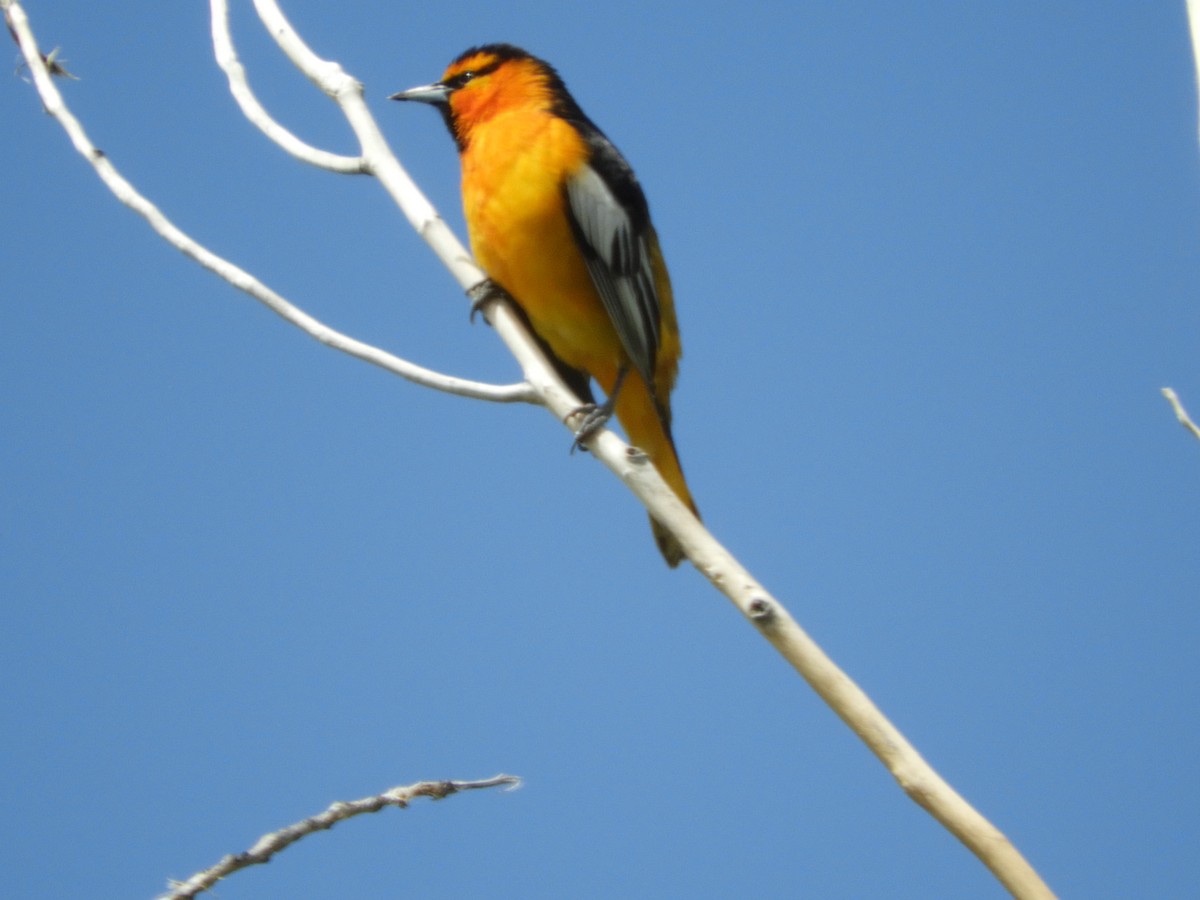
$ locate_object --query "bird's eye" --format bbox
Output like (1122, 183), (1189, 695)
(445, 70), (477, 90)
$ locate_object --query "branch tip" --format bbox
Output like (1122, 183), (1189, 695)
(1162, 387), (1200, 442)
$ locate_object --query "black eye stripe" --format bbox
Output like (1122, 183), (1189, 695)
(442, 58), (503, 91)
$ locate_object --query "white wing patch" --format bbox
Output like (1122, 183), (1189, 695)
(564, 164), (661, 388)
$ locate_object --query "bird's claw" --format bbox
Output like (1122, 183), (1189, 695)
(569, 403), (613, 454)
(468, 278), (508, 324)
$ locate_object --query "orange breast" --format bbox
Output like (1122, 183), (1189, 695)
(461, 109), (624, 382)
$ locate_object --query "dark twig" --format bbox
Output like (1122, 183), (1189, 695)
(160, 775), (521, 899)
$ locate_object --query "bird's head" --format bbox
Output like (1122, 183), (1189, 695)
(390, 44), (584, 150)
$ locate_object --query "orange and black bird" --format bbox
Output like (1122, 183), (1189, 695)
(391, 44), (697, 566)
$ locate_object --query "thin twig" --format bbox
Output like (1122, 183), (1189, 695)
(1162, 388), (1200, 441)
(159, 775), (521, 899)
(210, 0), (363, 172)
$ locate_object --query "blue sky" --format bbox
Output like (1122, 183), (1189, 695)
(3, 2), (1198, 898)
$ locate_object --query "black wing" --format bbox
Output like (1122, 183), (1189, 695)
(562, 133), (662, 394)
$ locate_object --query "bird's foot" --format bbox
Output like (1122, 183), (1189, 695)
(568, 402), (615, 454)
(468, 278), (509, 324)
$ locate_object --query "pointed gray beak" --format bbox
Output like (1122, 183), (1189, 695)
(388, 82), (452, 105)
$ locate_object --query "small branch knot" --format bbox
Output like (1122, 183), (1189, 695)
(747, 597), (775, 622)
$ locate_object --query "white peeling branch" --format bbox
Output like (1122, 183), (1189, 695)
(3, 0), (531, 404)
(159, 775), (521, 899)
(210, 0), (364, 172)
(567, 429), (1057, 900)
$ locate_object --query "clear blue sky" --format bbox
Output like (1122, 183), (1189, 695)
(3, 3), (1197, 898)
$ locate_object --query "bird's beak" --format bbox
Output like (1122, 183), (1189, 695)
(388, 82), (452, 105)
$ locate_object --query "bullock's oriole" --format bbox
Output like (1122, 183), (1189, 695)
(392, 44), (697, 566)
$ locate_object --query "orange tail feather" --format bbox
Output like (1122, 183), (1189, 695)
(613, 373), (698, 567)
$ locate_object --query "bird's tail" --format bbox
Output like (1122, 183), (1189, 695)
(614, 373), (699, 567)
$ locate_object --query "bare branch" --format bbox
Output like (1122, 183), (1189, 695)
(1162, 388), (1200, 441)
(2, 0), (532, 404)
(210, 0), (364, 172)
(159, 775), (521, 899)
(565, 425), (1056, 898)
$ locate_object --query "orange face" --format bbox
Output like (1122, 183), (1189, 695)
(439, 49), (561, 136)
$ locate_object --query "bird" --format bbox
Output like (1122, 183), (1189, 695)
(391, 44), (697, 567)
